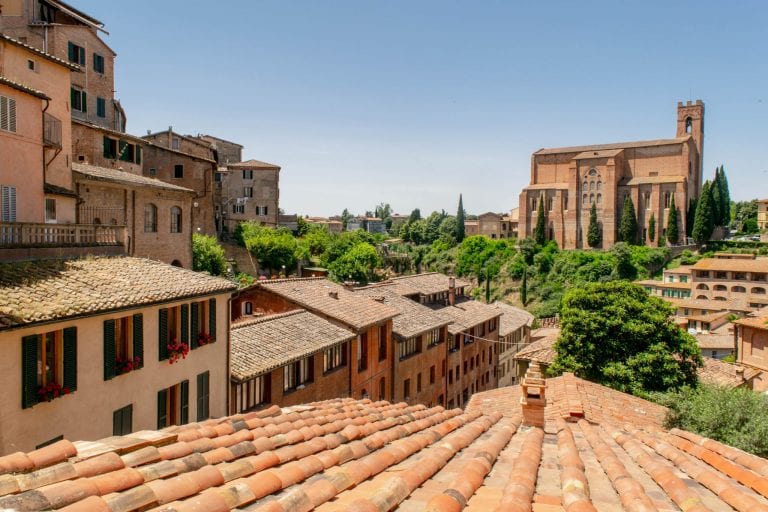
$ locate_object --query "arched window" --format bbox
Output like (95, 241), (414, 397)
(171, 259), (183, 267)
(714, 296), (727, 301)
(144, 204), (157, 232)
(732, 286), (746, 293)
(752, 287), (766, 295)
(531, 198), (537, 212)
(590, 181), (595, 191)
(685, 117), (692, 133)
(170, 206), (182, 233)
(596, 194), (602, 205)
(588, 168), (597, 176)
(547, 197), (553, 211)
(243, 301), (253, 315)
(696, 283), (709, 290)
(583, 194), (588, 206)
(714, 284), (727, 291)
(583, 181), (588, 191)
(697, 295), (708, 300)
(589, 194), (595, 204)
(597, 181), (602, 192)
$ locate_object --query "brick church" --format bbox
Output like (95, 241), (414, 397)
(518, 101), (704, 249)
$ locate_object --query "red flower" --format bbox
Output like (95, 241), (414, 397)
(167, 338), (190, 364)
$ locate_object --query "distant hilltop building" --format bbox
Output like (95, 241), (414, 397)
(518, 101), (704, 249)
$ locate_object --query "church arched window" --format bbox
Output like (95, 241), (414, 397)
(583, 181), (588, 191)
(685, 117), (692, 133)
(590, 181), (595, 191)
(582, 194), (588, 206)
(597, 181), (602, 192)
(590, 193), (595, 204)
(597, 194), (602, 205)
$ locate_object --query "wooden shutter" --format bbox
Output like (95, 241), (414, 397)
(180, 380), (189, 425)
(68, 42), (75, 62)
(190, 303), (199, 349)
(181, 304), (189, 345)
(6, 97), (15, 132)
(113, 405), (132, 436)
(133, 314), (143, 368)
(103, 320), (116, 380)
(208, 299), (216, 342)
(78, 46), (85, 65)
(157, 389), (167, 429)
(21, 335), (39, 409)
(135, 145), (142, 165)
(63, 327), (77, 392)
(158, 309), (168, 360)
(70, 88), (76, 110)
(81, 91), (87, 113)
(197, 372), (209, 421)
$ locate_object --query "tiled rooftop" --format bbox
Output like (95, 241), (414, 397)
(491, 301), (534, 337)
(534, 136), (690, 155)
(692, 257), (768, 272)
(231, 310), (356, 382)
(387, 272), (472, 297)
(0, 33), (82, 71)
(430, 297), (501, 335)
(259, 278), (398, 331)
(354, 285), (451, 339)
(5, 371), (768, 511)
(0, 75), (50, 99)
(735, 314), (768, 330)
(667, 296), (751, 312)
(73, 163), (195, 193)
(227, 159), (281, 170)
(0, 257), (237, 329)
(697, 357), (763, 388)
(513, 335), (558, 365)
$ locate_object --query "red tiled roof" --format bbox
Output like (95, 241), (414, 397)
(697, 358), (763, 388)
(5, 374), (768, 511)
(692, 257), (768, 272)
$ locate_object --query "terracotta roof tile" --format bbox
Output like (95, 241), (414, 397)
(259, 279), (398, 330)
(73, 162), (195, 193)
(230, 310), (355, 382)
(226, 159), (281, 170)
(697, 358), (763, 388)
(430, 298), (502, 335)
(491, 301), (534, 337)
(0, 257), (236, 329)
(354, 285), (451, 339)
(534, 136), (691, 155)
(387, 272), (472, 297)
(692, 257), (768, 273)
(0, 75), (50, 99)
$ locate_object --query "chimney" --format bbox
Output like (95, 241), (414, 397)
(328, 291), (339, 299)
(520, 363), (546, 427)
(448, 276), (456, 306)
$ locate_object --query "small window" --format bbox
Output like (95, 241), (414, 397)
(96, 97), (106, 118)
(403, 378), (411, 400)
(284, 356), (313, 391)
(170, 206), (182, 233)
(243, 301), (253, 315)
(103, 137), (117, 159)
(196, 371), (210, 421)
(243, 187), (253, 198)
(148, 168), (157, 177)
(685, 117), (692, 133)
(144, 203), (157, 232)
(430, 365), (436, 384)
(324, 343), (346, 372)
(174, 164), (184, 179)
(27, 59), (36, 71)
(71, 87), (86, 112)
(235, 375), (269, 412)
(664, 192), (671, 209)
(1, 185), (17, 222)
(417, 373), (422, 393)
(172, 137), (180, 150)
(67, 42), (85, 65)
(378, 325), (387, 361)
(93, 53), (105, 74)
(243, 169), (254, 180)
(45, 198), (56, 222)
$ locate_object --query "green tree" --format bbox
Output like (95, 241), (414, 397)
(520, 268), (528, 306)
(327, 242), (381, 284)
(587, 202), (601, 248)
(711, 168), (723, 227)
(618, 196), (638, 244)
(718, 166), (731, 226)
(241, 226), (298, 273)
(648, 213), (656, 244)
(296, 216), (310, 237)
(692, 181), (715, 244)
(341, 208), (352, 231)
(686, 198), (697, 237)
(611, 242), (637, 280)
(456, 194), (466, 243)
(732, 200), (758, 233)
(409, 208), (422, 223)
(549, 281), (701, 396)
(192, 233), (228, 276)
(534, 194), (547, 246)
(666, 194), (679, 245)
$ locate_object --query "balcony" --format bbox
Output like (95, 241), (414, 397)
(78, 206), (127, 226)
(0, 222), (127, 259)
(43, 113), (62, 148)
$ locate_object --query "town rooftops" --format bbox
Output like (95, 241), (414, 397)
(8, 372), (768, 511)
(0, 76), (50, 99)
(734, 314), (768, 331)
(72, 163), (195, 193)
(259, 278), (397, 330)
(697, 357), (762, 388)
(636, 279), (692, 290)
(230, 310), (355, 382)
(388, 272), (472, 297)
(0, 33), (82, 71)
(695, 331), (735, 350)
(666, 297), (753, 312)
(514, 334), (558, 365)
(0, 257), (236, 330)
(227, 159), (281, 170)
(354, 285), (451, 339)
(534, 136), (691, 155)
(431, 297), (501, 335)
(691, 256), (768, 273)
(492, 301), (534, 337)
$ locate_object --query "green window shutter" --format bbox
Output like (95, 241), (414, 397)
(208, 298), (216, 341)
(78, 46), (85, 65)
(68, 42), (75, 62)
(63, 327), (77, 392)
(196, 371), (209, 421)
(181, 304), (189, 345)
(103, 320), (116, 380)
(22, 335), (39, 409)
(81, 91), (87, 113)
(180, 380), (189, 425)
(103, 136), (110, 158)
(71, 88), (76, 109)
(136, 145), (142, 165)
(158, 309), (168, 360)
(157, 389), (167, 429)
(190, 303), (199, 349)
(133, 314), (143, 368)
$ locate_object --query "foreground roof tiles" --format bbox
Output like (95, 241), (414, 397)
(259, 278), (397, 330)
(0, 257), (236, 329)
(230, 310), (356, 382)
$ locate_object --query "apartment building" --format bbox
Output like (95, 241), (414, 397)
(304, 217), (343, 234)
(689, 254), (768, 308)
(219, 159), (280, 232)
(758, 198), (767, 231)
(0, 0), (126, 131)
(0, 256), (236, 452)
(476, 211), (516, 240)
(493, 301), (534, 387)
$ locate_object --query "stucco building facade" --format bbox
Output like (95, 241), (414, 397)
(219, 159), (280, 232)
(518, 101), (704, 249)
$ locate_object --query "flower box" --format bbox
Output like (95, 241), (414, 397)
(168, 339), (190, 364)
(36, 382), (70, 402)
(197, 332), (214, 347)
(116, 356), (142, 375)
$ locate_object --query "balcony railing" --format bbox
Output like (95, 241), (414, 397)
(0, 222), (125, 247)
(43, 113), (62, 148)
(78, 206), (127, 226)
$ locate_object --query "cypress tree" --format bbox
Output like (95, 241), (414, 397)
(618, 196), (638, 245)
(686, 198), (697, 238)
(719, 165), (731, 226)
(648, 213), (656, 245)
(692, 181), (715, 244)
(455, 194), (466, 243)
(666, 194), (679, 245)
(587, 202), (601, 248)
(521, 268), (528, 306)
(711, 168), (723, 226)
(534, 194), (547, 246)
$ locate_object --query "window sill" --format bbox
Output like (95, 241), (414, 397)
(283, 381), (313, 395)
(323, 365), (346, 376)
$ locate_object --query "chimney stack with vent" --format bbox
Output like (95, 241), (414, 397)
(448, 276), (456, 306)
(520, 363), (546, 427)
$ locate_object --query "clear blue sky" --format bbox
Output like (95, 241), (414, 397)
(77, 0), (767, 216)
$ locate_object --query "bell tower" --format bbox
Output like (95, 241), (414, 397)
(677, 100), (704, 191)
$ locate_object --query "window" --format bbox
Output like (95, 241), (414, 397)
(0, 96), (17, 132)
(243, 169), (254, 180)
(172, 137), (180, 150)
(191, 298), (216, 349)
(214, 172), (223, 182)
(21, 327), (77, 408)
(284, 356), (313, 391)
(174, 165), (184, 179)
(664, 192), (671, 209)
(71, 87), (86, 112)
(157, 381), (189, 428)
(232, 204), (245, 214)
(45, 198), (56, 222)
(144, 204), (157, 232)
(378, 325), (387, 361)
(324, 343), (346, 372)
(357, 332), (368, 372)
(243, 301), (253, 315)
(148, 168), (157, 177)
(1, 185), (17, 222)
(430, 365), (436, 384)
(256, 205), (269, 216)
(28, 59), (37, 71)
(170, 206), (182, 233)
(96, 97), (106, 118)
(449, 334), (458, 352)
(427, 328), (442, 347)
(93, 53), (105, 74)
(113, 404), (133, 435)
(685, 117), (692, 133)
(563, 192), (569, 210)
(103, 137), (117, 159)
(235, 375), (270, 412)
(379, 377), (386, 400)
(582, 194), (588, 206)
(449, 369), (453, 384)
(403, 378), (411, 400)
(547, 197), (553, 211)
(67, 42), (86, 65)
(103, 314), (143, 380)
(243, 187), (253, 198)
(644, 192), (651, 210)
(398, 336), (421, 360)
(590, 181), (595, 191)
(197, 371), (210, 421)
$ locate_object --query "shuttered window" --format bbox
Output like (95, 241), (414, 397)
(180, 380), (189, 425)
(0, 95), (17, 132)
(157, 388), (167, 428)
(67, 42), (85, 65)
(96, 97), (106, 118)
(104, 315), (143, 379)
(70, 88), (86, 112)
(113, 404), (132, 435)
(133, 314), (144, 368)
(21, 327), (77, 408)
(197, 372), (210, 421)
(93, 53), (105, 73)
(1, 185), (16, 222)
(158, 308), (169, 360)
(209, 299), (216, 342)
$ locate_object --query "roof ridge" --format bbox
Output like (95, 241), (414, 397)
(231, 309), (305, 329)
(260, 277), (329, 285)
